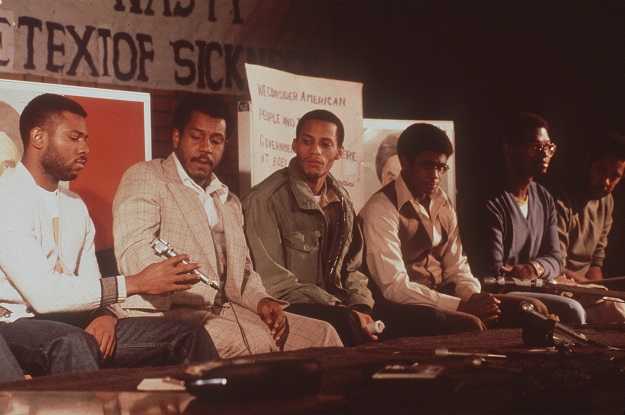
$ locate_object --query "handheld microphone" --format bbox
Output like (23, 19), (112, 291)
(519, 301), (589, 344)
(366, 320), (385, 334)
(483, 276), (545, 288)
(151, 238), (221, 291)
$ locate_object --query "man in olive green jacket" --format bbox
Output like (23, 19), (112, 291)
(241, 110), (375, 346)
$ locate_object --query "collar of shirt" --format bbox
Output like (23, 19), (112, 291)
(172, 153), (228, 203)
(317, 180), (341, 209)
(394, 173), (445, 215)
(395, 173), (445, 246)
(37, 185), (59, 218)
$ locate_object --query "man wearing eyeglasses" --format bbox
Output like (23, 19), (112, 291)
(358, 123), (524, 337)
(459, 112), (586, 324)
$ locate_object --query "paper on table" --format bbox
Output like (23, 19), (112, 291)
(136, 377), (186, 391)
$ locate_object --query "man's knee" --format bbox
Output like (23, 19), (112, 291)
(304, 318), (343, 347)
(558, 297), (586, 325)
(442, 310), (486, 333)
(176, 321), (218, 362)
(283, 313), (343, 349)
(212, 323), (275, 358)
(47, 329), (99, 374)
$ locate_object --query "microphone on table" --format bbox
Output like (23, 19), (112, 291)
(434, 348), (507, 359)
(519, 301), (589, 344)
(483, 276), (545, 288)
(151, 238), (221, 292)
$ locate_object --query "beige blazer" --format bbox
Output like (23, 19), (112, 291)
(113, 154), (270, 313)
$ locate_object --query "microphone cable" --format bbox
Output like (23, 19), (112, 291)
(152, 238), (253, 355)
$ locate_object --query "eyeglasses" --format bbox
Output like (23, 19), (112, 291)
(416, 161), (450, 174)
(527, 142), (557, 157)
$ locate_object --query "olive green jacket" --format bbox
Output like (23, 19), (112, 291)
(241, 158), (374, 311)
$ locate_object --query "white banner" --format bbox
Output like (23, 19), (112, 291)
(244, 64), (365, 210)
(0, 1), (333, 93)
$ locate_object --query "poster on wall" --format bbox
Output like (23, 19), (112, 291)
(0, 79), (151, 251)
(363, 119), (456, 207)
(243, 63), (365, 210)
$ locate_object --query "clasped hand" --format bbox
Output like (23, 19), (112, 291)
(458, 292), (501, 322)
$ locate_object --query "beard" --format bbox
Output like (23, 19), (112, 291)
(41, 141), (81, 182)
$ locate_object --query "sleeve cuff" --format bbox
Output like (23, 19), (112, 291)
(117, 275), (127, 302)
(99, 277), (118, 307)
(439, 294), (462, 312)
(99, 275), (127, 307)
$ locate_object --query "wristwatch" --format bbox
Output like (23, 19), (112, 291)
(530, 260), (545, 278)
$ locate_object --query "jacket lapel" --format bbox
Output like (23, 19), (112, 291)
(162, 155), (219, 280)
(219, 197), (244, 296)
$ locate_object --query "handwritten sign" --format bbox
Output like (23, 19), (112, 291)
(244, 64), (365, 209)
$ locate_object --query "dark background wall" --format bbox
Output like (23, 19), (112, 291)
(316, 1), (625, 275)
(319, 1), (618, 196)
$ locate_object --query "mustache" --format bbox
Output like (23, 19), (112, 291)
(191, 155), (213, 166)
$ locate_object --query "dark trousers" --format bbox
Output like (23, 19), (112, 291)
(371, 301), (448, 341)
(0, 319), (100, 377)
(0, 316), (217, 377)
(285, 303), (365, 347)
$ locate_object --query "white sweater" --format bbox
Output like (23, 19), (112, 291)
(0, 163), (121, 321)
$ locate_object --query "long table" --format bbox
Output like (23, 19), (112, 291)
(2, 328), (624, 414)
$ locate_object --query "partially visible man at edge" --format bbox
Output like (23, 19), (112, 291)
(551, 131), (625, 323)
(0, 93), (216, 378)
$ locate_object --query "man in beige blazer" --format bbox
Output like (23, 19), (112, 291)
(113, 94), (342, 358)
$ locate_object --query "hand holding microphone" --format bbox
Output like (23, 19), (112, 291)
(125, 255), (201, 296)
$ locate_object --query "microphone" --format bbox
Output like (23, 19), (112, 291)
(434, 348), (507, 359)
(483, 276), (545, 288)
(519, 301), (589, 344)
(151, 238), (221, 291)
(366, 320), (385, 334)
(463, 356), (523, 373)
